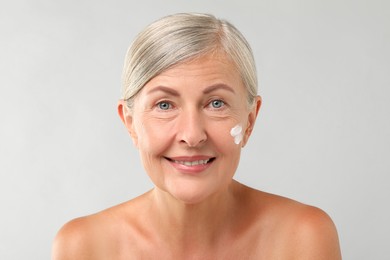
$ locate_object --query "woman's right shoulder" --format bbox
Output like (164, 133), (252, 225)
(51, 195), (150, 259)
(52, 215), (97, 260)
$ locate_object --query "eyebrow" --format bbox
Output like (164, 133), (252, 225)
(203, 83), (236, 94)
(146, 86), (180, 96)
(146, 83), (235, 96)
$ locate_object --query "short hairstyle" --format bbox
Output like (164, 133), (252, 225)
(122, 13), (258, 110)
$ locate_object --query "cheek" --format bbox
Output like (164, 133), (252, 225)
(135, 117), (176, 154)
(208, 122), (242, 154)
(230, 124), (243, 145)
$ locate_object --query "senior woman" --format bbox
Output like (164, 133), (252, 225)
(53, 13), (341, 259)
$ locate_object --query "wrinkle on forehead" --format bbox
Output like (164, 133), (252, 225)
(148, 54), (242, 87)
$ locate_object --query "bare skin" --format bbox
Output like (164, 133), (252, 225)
(52, 54), (341, 259)
(52, 181), (341, 259)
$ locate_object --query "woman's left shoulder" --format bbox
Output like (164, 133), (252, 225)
(252, 190), (342, 259)
(284, 203), (342, 259)
(241, 185), (341, 260)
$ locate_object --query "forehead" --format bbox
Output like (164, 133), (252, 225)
(146, 53), (243, 87)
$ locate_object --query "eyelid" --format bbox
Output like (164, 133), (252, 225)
(155, 100), (175, 111)
(207, 98), (227, 110)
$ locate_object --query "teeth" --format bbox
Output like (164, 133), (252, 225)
(173, 159), (210, 166)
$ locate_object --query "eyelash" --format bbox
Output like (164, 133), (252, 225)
(156, 100), (174, 111)
(154, 99), (227, 111)
(207, 99), (226, 110)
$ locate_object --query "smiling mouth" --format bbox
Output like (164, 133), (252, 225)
(165, 157), (215, 166)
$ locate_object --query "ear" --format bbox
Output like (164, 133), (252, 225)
(117, 100), (138, 147)
(242, 96), (262, 147)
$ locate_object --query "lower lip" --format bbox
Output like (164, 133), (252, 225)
(167, 159), (213, 175)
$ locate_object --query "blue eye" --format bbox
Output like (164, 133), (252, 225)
(210, 100), (224, 109)
(157, 101), (171, 110)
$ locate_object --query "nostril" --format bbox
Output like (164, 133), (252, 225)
(176, 113), (207, 147)
(181, 137), (207, 147)
(178, 131), (207, 147)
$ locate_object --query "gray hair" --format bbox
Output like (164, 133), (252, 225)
(122, 13), (258, 110)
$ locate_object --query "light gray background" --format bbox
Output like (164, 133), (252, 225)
(1, 0), (389, 259)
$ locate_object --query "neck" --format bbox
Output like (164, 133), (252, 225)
(149, 181), (241, 251)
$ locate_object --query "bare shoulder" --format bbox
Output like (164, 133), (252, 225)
(52, 215), (99, 260)
(243, 187), (342, 259)
(279, 202), (342, 259)
(52, 194), (150, 260)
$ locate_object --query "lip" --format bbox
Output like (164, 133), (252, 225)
(165, 155), (215, 174)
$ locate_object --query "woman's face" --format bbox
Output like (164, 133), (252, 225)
(121, 54), (260, 204)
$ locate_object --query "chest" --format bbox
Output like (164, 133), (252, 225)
(112, 230), (285, 260)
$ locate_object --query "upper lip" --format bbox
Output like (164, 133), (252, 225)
(166, 156), (215, 161)
(165, 156), (216, 166)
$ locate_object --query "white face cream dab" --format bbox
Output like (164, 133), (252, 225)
(230, 124), (243, 145)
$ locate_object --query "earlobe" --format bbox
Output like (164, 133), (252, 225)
(242, 96), (262, 147)
(117, 100), (138, 147)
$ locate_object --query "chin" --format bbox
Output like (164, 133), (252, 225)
(165, 180), (217, 205)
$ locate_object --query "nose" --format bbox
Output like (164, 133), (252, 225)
(176, 108), (207, 147)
